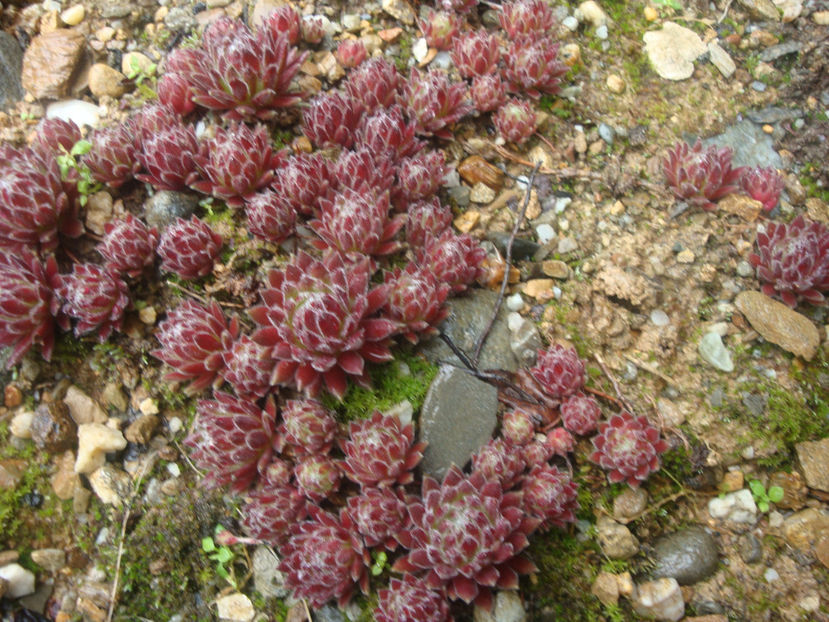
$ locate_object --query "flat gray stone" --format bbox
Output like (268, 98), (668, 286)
(706, 120), (782, 169)
(418, 365), (498, 480)
(708, 42), (736, 79)
(0, 32), (23, 110)
(698, 332), (734, 372)
(419, 288), (519, 373)
(652, 527), (719, 585)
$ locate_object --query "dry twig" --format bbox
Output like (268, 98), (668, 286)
(472, 161), (542, 365)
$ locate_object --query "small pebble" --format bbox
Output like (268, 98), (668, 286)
(606, 74), (625, 93)
(650, 310), (669, 326)
(644, 5), (658, 20)
(60, 4), (85, 26)
(595, 24), (608, 39)
(168, 417), (183, 434)
(598, 123), (615, 144)
(562, 15), (579, 30)
(736, 260), (754, 277)
(554, 197), (572, 213)
(506, 293), (524, 311)
(536, 224), (555, 244)
(412, 37), (428, 63)
(764, 567), (779, 582)
(751, 81), (767, 92)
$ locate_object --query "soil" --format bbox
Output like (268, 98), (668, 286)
(0, 0), (827, 621)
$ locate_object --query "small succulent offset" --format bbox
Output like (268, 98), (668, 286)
(58, 264), (130, 342)
(741, 166), (784, 212)
(156, 215), (223, 280)
(590, 411), (669, 487)
(97, 213), (159, 279)
(662, 140), (744, 211)
(493, 98), (537, 145)
(0, 251), (62, 368)
(749, 214), (829, 307)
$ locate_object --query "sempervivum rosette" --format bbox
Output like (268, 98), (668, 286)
(279, 398), (338, 456)
(152, 299), (240, 395)
(662, 140), (744, 211)
(382, 263), (450, 344)
(279, 506), (370, 608)
(0, 251), (62, 368)
(134, 104), (199, 191)
(403, 68), (473, 139)
(190, 122), (283, 207)
(502, 36), (568, 99)
(419, 230), (486, 293)
(741, 166), (784, 212)
(310, 187), (404, 259)
(345, 57), (402, 112)
(220, 334), (273, 399)
(184, 393), (278, 492)
(560, 392), (602, 435)
(749, 214), (829, 307)
(58, 264), (129, 341)
(355, 106), (422, 162)
(241, 485), (308, 546)
(346, 486), (410, 550)
(98, 213), (159, 279)
(394, 151), (448, 205)
(244, 189), (297, 244)
(375, 574), (452, 622)
(499, 0), (556, 40)
(471, 437), (527, 489)
(162, 15), (306, 120)
(529, 344), (586, 400)
(394, 466), (540, 609)
(405, 198), (453, 247)
(276, 152), (334, 217)
(249, 251), (399, 399)
(590, 411), (669, 487)
(521, 463), (578, 530)
(335, 148), (395, 195)
(157, 216), (223, 280)
(340, 410), (426, 488)
(0, 145), (81, 252)
(294, 454), (342, 502)
(452, 30), (500, 79)
(501, 409), (535, 446)
(418, 8), (462, 51)
(303, 91), (364, 149)
(84, 121), (141, 188)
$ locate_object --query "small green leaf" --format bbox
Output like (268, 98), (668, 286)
(767, 486), (784, 503)
(748, 480), (765, 497)
(758, 500), (769, 513)
(70, 140), (92, 156)
(201, 536), (216, 553)
(215, 547), (234, 564)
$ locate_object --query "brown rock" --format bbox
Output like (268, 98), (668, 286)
(795, 438), (829, 492)
(718, 193), (763, 221)
(736, 0), (782, 20)
(51, 450), (79, 500)
(523, 278), (556, 301)
(457, 155), (504, 190)
(30, 400), (77, 453)
(684, 616), (728, 622)
(769, 471), (807, 509)
(21, 29), (85, 99)
(0, 459), (26, 489)
(734, 291), (820, 360)
(4, 385), (21, 408)
(88, 63), (127, 98)
(721, 470), (744, 492)
(591, 571), (619, 606)
(816, 536), (829, 569)
(805, 197), (829, 224)
(453, 210), (480, 233)
(124, 414), (159, 445)
(542, 260), (570, 279)
(782, 508), (829, 552)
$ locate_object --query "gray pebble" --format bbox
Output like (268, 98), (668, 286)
(595, 24), (609, 40)
(652, 527), (719, 585)
(736, 260), (754, 277)
(738, 533), (763, 564)
(562, 15), (579, 31)
(144, 191), (199, 230)
(598, 123), (615, 145)
(751, 81), (767, 92)
(557, 237), (578, 254)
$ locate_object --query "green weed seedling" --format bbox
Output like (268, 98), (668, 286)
(56, 140), (102, 207)
(202, 525), (237, 588)
(748, 479), (784, 513)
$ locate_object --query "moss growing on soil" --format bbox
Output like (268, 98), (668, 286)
(103, 483), (228, 621)
(321, 349), (439, 422)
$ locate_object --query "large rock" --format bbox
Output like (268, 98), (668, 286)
(419, 289), (519, 373)
(21, 29), (85, 99)
(651, 527), (719, 585)
(782, 508), (829, 553)
(0, 32), (24, 110)
(734, 291), (820, 361)
(795, 438), (829, 492)
(643, 22), (706, 81)
(418, 365), (498, 479)
(708, 120), (782, 169)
